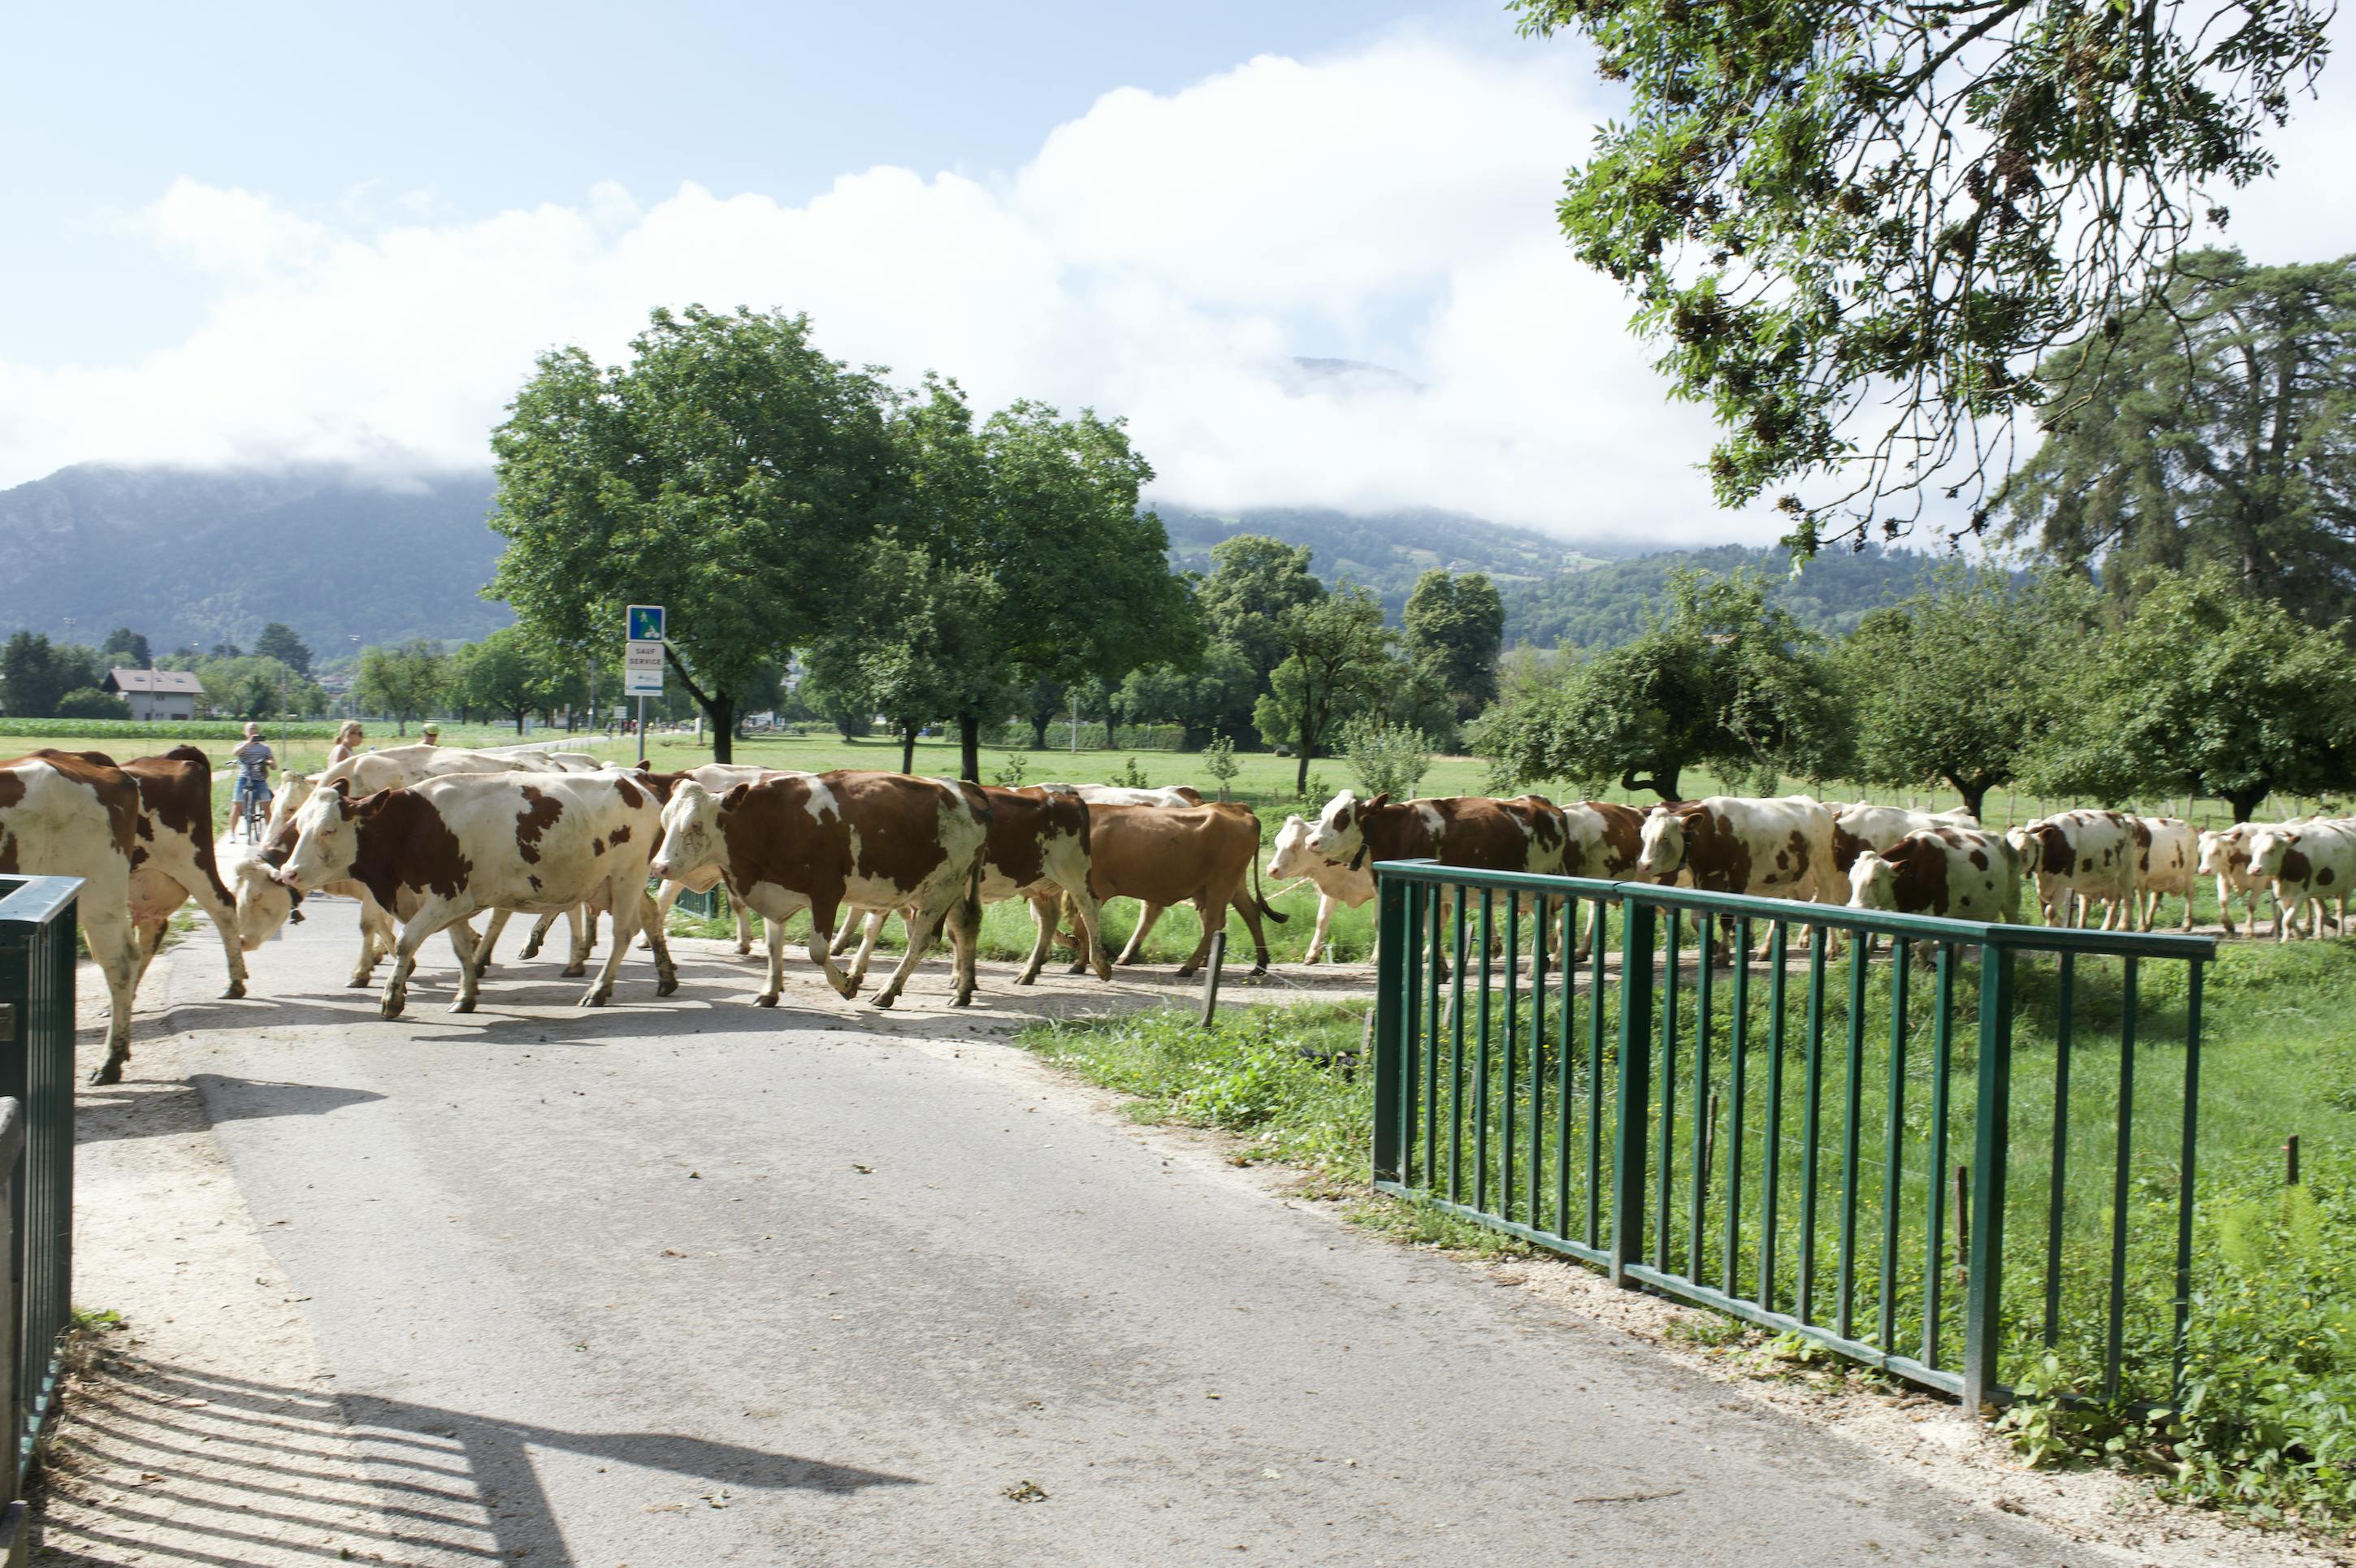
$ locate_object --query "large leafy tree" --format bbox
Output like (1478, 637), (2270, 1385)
(488, 305), (895, 762)
(1511, 0), (2333, 549)
(2026, 565), (2356, 820)
(1475, 570), (1847, 800)
(1197, 535), (1326, 687)
(1253, 588), (1394, 796)
(1839, 570), (2098, 818)
(1401, 569), (1505, 722)
(356, 640), (447, 736)
(452, 626), (571, 734)
(2000, 250), (2356, 628)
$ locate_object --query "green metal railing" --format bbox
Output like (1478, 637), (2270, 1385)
(0, 876), (78, 1483)
(1371, 861), (2212, 1411)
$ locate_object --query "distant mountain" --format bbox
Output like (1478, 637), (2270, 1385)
(1159, 505), (1610, 617)
(0, 466), (512, 656)
(1499, 541), (2005, 649)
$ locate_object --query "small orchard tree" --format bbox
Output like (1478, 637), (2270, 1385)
(1339, 714), (1436, 800)
(357, 640), (447, 736)
(2027, 565), (2356, 821)
(1254, 587), (1393, 796)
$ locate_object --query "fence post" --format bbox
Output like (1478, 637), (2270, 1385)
(1371, 874), (1409, 1184)
(1963, 942), (2016, 1414)
(1610, 894), (1657, 1287)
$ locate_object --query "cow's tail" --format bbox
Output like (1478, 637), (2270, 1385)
(1250, 847), (1289, 925)
(961, 851), (986, 935)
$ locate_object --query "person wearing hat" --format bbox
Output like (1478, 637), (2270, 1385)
(230, 722), (277, 842)
(421, 723), (441, 747)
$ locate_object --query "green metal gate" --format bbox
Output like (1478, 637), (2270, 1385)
(1371, 862), (2211, 1411)
(0, 876), (78, 1482)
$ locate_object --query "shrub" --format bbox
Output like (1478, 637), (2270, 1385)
(1115, 756), (1151, 789)
(53, 688), (132, 721)
(1202, 733), (1239, 795)
(1338, 715), (1434, 799)
(992, 751), (1029, 786)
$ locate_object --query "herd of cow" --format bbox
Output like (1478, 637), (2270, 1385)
(1, 740), (2349, 1089)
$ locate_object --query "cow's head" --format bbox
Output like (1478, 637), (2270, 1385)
(2003, 824), (2042, 873)
(1847, 849), (1898, 912)
(2247, 828), (2294, 880)
(1304, 790), (1388, 872)
(652, 779), (736, 883)
(276, 780), (362, 894)
(2195, 829), (2245, 880)
(1266, 815), (1317, 881)
(1635, 806), (1689, 879)
(230, 853), (297, 951)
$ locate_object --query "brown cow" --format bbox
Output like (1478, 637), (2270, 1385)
(1074, 801), (1285, 977)
(0, 752), (145, 1083)
(1847, 825), (2021, 923)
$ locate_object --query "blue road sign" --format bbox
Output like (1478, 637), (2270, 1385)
(626, 604), (665, 642)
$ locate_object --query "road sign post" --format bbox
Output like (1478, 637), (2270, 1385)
(625, 604), (665, 764)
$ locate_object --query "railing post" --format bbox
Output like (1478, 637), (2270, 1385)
(1610, 894), (1657, 1287)
(1372, 871), (1410, 1185)
(1963, 942), (2016, 1414)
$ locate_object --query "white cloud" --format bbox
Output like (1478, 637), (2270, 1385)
(17, 30), (2352, 544)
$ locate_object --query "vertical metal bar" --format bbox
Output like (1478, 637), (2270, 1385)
(1799, 925), (1829, 1323)
(1449, 894), (1468, 1203)
(2103, 955), (2140, 1405)
(2172, 959), (2204, 1407)
(1761, 922), (1789, 1312)
(1879, 942), (1910, 1351)
(1690, 918), (1714, 1282)
(1372, 875), (1408, 1184)
(1925, 945), (1955, 1369)
(1475, 890), (1494, 1216)
(1556, 895), (1574, 1240)
(1425, 892), (1442, 1190)
(1963, 942), (2017, 1413)
(1502, 894), (1520, 1222)
(1722, 917), (1752, 1293)
(1610, 896), (1657, 1287)
(1657, 907), (1680, 1271)
(1837, 929), (1868, 1341)
(1531, 895), (1548, 1232)
(1401, 884), (1425, 1187)
(2042, 951), (2077, 1347)
(1587, 897), (1607, 1250)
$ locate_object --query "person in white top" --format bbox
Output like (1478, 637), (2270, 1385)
(327, 721), (364, 765)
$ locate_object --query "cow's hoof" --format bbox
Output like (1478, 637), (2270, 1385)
(379, 997), (406, 1021)
(1094, 963), (1113, 982)
(656, 973), (680, 998)
(88, 1059), (123, 1087)
(1115, 954), (1141, 967)
(580, 990), (610, 1007)
(1249, 964), (1268, 977)
(1064, 962), (1087, 977)
(561, 964), (587, 978)
(868, 992), (897, 1011)
(734, 943), (752, 956)
(519, 940), (544, 961)
(221, 980), (246, 1000)
(1176, 966), (1198, 980)
(450, 996), (476, 1015)
(345, 975), (371, 989)
(755, 992), (779, 1009)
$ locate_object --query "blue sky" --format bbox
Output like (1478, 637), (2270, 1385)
(6, 2), (2352, 541)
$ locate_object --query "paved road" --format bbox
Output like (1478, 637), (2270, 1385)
(123, 897), (2069, 1567)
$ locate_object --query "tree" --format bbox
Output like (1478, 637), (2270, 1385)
(1197, 536), (1324, 689)
(1475, 570), (1848, 801)
(2000, 250), (2356, 629)
(99, 627), (151, 669)
(357, 640), (448, 736)
(1510, 0), (2333, 550)
(54, 687), (130, 720)
(2026, 565), (2356, 820)
(253, 622), (314, 677)
(1402, 570), (1504, 722)
(452, 627), (566, 734)
(1115, 642), (1259, 749)
(1253, 588), (1393, 796)
(1838, 570), (2096, 818)
(488, 305), (897, 763)
(2, 633), (63, 718)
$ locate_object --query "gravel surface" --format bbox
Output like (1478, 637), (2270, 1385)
(39, 894), (2119, 1566)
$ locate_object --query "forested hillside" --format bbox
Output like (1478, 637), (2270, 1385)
(1499, 542), (2000, 649)
(1160, 505), (1606, 616)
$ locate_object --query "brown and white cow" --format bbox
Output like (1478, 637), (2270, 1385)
(0, 753), (145, 1083)
(1847, 826), (2020, 924)
(276, 771), (677, 1017)
(1039, 783), (1206, 808)
(2129, 816), (2199, 933)
(1076, 802), (1286, 976)
(2197, 823), (2284, 937)
(1831, 803), (1980, 873)
(36, 747), (250, 1001)
(839, 784), (1113, 989)
(1294, 790), (1571, 968)
(2005, 811), (2139, 929)
(2247, 821), (2356, 942)
(1266, 813), (1373, 964)
(1635, 796), (1838, 903)
(650, 770), (988, 1008)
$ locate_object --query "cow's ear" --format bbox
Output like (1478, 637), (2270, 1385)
(329, 777), (353, 797)
(721, 782), (752, 811)
(1366, 793), (1389, 812)
(634, 759), (653, 773)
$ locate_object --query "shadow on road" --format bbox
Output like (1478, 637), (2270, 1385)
(35, 1357), (916, 1566)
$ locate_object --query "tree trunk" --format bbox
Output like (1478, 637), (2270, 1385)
(958, 713), (981, 784)
(706, 695), (735, 764)
(513, 708), (527, 735)
(1029, 714), (1049, 751)
(1951, 776), (1990, 821)
(2225, 786), (2266, 824)
(1102, 706), (1119, 752)
(1622, 767), (1680, 802)
(900, 722), (918, 774)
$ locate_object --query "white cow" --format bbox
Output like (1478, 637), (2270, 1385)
(1847, 826), (2020, 924)
(275, 771), (676, 1017)
(1266, 813), (1375, 964)
(2247, 821), (2356, 942)
(1, 752), (147, 1084)
(2131, 816), (2200, 933)
(2006, 812), (2140, 929)
(2198, 823), (2285, 937)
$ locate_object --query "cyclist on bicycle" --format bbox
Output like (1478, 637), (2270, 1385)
(231, 723), (276, 842)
